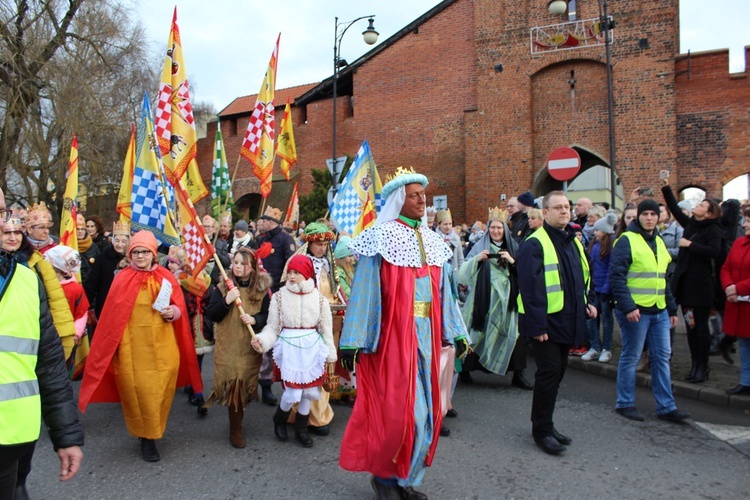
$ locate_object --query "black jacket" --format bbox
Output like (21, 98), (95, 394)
(609, 220), (678, 316)
(509, 211), (530, 245)
(1, 256), (84, 450)
(517, 222), (594, 345)
(662, 186), (722, 308)
(255, 226), (297, 292)
(205, 283), (270, 331)
(83, 244), (124, 317)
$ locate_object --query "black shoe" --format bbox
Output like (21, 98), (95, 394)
(440, 425), (450, 437)
(512, 370), (534, 391)
(273, 407), (290, 441)
(259, 379), (278, 406)
(551, 428), (572, 446)
(308, 424), (330, 436)
(691, 365), (710, 384)
(195, 396), (207, 416)
(685, 361), (698, 382)
(186, 386), (196, 404)
(13, 484), (30, 500)
(719, 340), (735, 365)
(657, 409), (690, 423)
(458, 370), (473, 384)
(294, 413), (313, 448)
(726, 384), (750, 395)
(615, 407), (645, 422)
(370, 477), (402, 500)
(399, 485), (429, 500)
(139, 438), (160, 462)
(533, 434), (566, 455)
(446, 408), (458, 418)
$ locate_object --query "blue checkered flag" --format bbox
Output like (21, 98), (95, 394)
(330, 140), (382, 236)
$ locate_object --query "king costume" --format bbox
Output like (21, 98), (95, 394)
(338, 169), (467, 491)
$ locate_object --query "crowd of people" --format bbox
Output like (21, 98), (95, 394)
(2, 172), (750, 499)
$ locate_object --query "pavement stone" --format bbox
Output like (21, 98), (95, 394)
(567, 319), (750, 410)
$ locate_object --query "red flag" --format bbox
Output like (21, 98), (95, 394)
(174, 181), (212, 277)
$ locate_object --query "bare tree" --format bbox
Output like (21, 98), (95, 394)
(0, 0), (158, 217)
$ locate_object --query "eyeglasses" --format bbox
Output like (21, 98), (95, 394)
(0, 209), (10, 222)
(31, 225), (50, 231)
(131, 250), (151, 256)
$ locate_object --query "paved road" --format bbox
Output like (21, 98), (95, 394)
(27, 353), (749, 499)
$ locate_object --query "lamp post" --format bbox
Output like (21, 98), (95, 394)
(332, 15), (378, 197)
(548, 0), (616, 208)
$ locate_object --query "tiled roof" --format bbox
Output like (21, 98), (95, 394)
(219, 82), (319, 117)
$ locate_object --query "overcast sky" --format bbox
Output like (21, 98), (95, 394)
(130, 0), (750, 112)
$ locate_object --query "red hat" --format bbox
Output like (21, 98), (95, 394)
(287, 254), (314, 281)
(128, 230), (158, 257)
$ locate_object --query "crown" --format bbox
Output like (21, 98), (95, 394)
(112, 221), (131, 236)
(384, 166), (417, 184)
(26, 202), (52, 228)
(262, 206), (284, 223)
(436, 209), (452, 224)
(488, 206), (508, 222)
(5, 217), (23, 232)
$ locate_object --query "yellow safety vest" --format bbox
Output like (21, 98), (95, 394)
(518, 227), (590, 314)
(620, 232), (670, 309)
(0, 262), (42, 445)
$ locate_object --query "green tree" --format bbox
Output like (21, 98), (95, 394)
(299, 168), (331, 224)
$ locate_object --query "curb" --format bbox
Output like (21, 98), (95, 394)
(567, 357), (750, 411)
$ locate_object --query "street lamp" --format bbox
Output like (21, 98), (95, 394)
(331, 15), (378, 196)
(548, 0), (616, 208)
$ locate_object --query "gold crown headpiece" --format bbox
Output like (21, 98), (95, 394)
(4, 217), (23, 232)
(25, 202), (52, 228)
(384, 166), (417, 184)
(488, 206), (508, 222)
(112, 221), (131, 236)
(436, 209), (452, 224)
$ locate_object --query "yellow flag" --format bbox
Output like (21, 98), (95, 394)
(276, 99), (296, 181)
(155, 7), (208, 203)
(59, 135), (79, 251)
(116, 124), (135, 222)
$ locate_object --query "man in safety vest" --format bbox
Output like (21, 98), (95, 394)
(517, 190), (597, 455)
(0, 188), (83, 498)
(610, 199), (689, 423)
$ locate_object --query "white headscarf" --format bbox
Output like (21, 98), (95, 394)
(44, 245), (81, 276)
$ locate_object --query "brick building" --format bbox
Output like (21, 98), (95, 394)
(196, 0), (749, 224)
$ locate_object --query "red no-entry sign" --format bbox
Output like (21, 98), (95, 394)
(547, 147), (581, 181)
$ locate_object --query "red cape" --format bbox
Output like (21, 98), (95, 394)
(339, 260), (443, 479)
(78, 265), (203, 412)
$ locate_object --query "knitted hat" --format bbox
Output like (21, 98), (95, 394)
(234, 220), (249, 232)
(593, 212), (618, 234)
(301, 222), (335, 242)
(334, 235), (353, 259)
(570, 223), (583, 233)
(637, 199), (660, 217)
(44, 245), (81, 276)
(517, 191), (535, 208)
(287, 254), (314, 281)
(128, 230), (158, 257)
(26, 202), (52, 229)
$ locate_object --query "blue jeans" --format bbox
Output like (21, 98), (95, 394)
(587, 292), (614, 351)
(615, 309), (677, 414)
(740, 337), (750, 386)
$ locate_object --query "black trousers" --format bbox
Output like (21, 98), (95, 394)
(684, 306), (712, 366)
(531, 340), (569, 436)
(0, 442), (36, 498)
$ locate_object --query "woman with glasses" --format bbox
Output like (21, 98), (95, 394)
(25, 202), (58, 255)
(79, 231), (203, 463)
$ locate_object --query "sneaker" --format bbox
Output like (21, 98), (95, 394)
(569, 346), (587, 356)
(581, 348), (600, 361)
(598, 349), (613, 363)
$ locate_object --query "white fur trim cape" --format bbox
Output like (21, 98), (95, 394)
(350, 219), (453, 268)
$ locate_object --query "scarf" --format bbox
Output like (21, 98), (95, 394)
(27, 235), (54, 250)
(78, 234), (93, 253)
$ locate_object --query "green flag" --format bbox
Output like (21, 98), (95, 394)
(211, 118), (234, 217)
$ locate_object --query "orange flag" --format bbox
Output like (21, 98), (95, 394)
(59, 135), (79, 251)
(276, 99), (296, 181)
(240, 35), (279, 198)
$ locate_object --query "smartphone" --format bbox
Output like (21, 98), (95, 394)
(638, 187), (654, 196)
(659, 170), (670, 180)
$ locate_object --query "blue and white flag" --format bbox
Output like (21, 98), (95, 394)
(330, 140), (383, 236)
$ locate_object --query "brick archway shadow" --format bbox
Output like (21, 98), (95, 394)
(530, 145), (617, 197)
(235, 193), (263, 221)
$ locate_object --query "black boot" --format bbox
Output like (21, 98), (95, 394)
(139, 438), (160, 462)
(685, 360), (698, 382)
(273, 406), (291, 441)
(691, 364), (710, 384)
(259, 379), (278, 406)
(719, 336), (735, 365)
(294, 413), (314, 448)
(511, 370), (534, 390)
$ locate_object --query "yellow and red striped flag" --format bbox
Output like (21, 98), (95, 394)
(285, 182), (299, 225)
(116, 124), (136, 222)
(59, 135), (79, 251)
(240, 34), (280, 198)
(174, 181), (213, 277)
(155, 7), (208, 203)
(276, 99), (296, 181)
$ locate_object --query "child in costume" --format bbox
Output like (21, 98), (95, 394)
(252, 254), (336, 448)
(43, 245), (90, 348)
